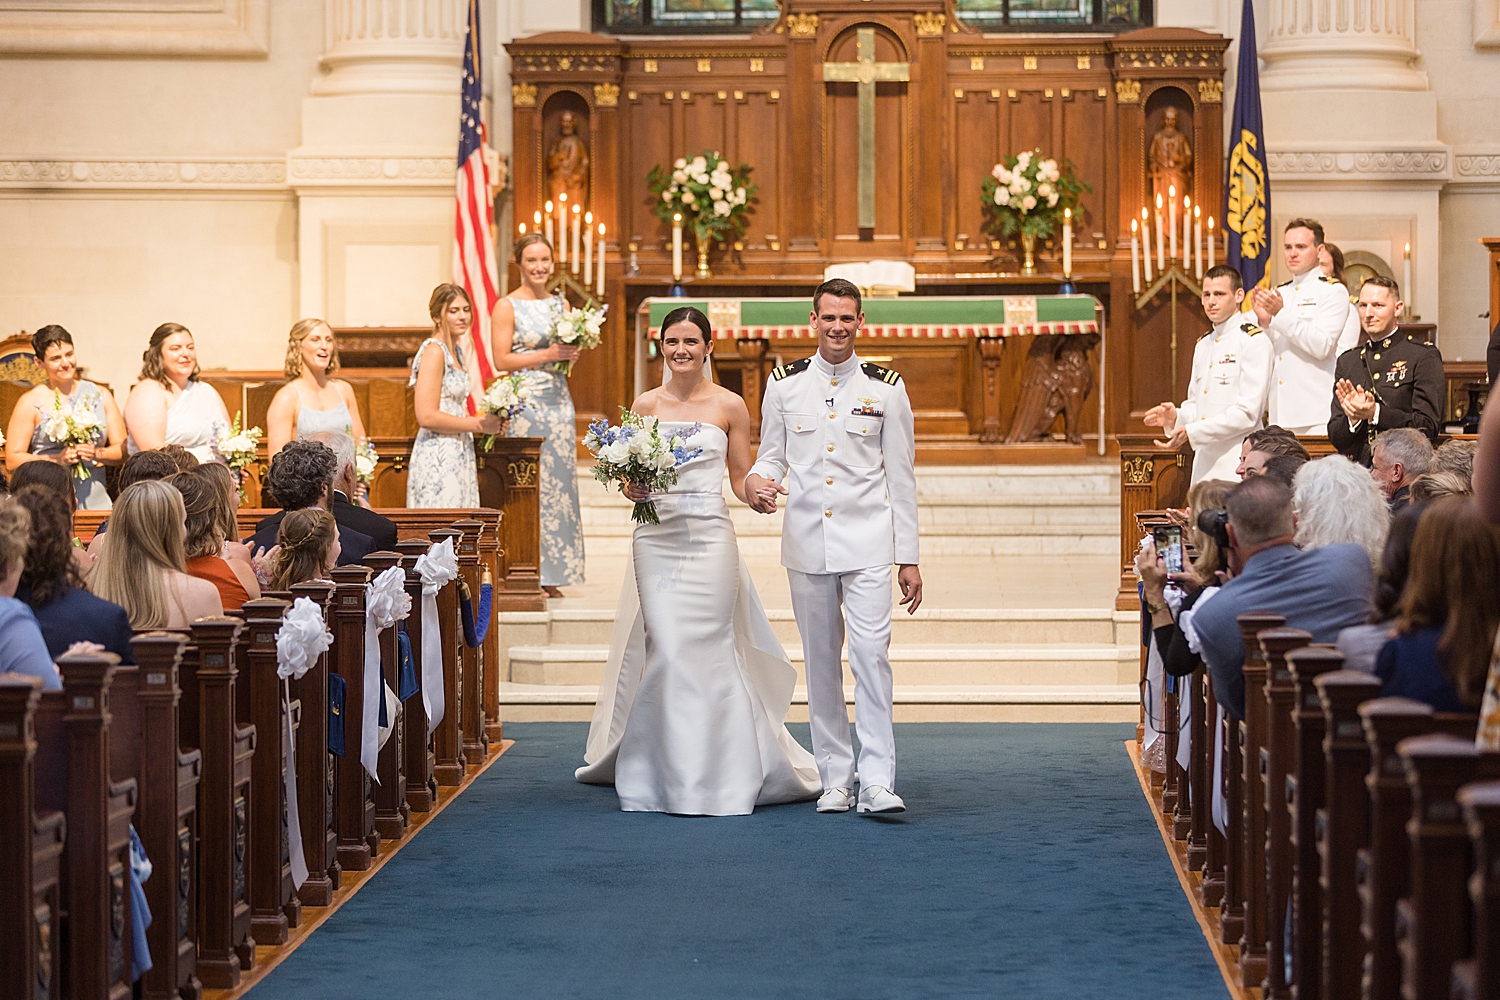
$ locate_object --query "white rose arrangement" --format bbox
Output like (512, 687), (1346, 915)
(981, 148), (1089, 245)
(647, 150), (757, 253)
(583, 409), (703, 525)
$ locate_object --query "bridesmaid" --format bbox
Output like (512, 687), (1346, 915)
(407, 284), (502, 508)
(4, 325), (126, 510)
(265, 318), (367, 456)
(490, 234), (586, 597)
(123, 322), (232, 463)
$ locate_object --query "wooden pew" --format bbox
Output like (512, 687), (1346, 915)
(1284, 646), (1345, 1000)
(287, 580), (340, 906)
(1454, 780), (1500, 1000)
(1186, 663), (1212, 874)
(1227, 610), (1285, 964)
(1199, 672), (1228, 913)
(112, 634), (203, 1000)
(476, 436), (547, 614)
(329, 564), (379, 871)
(428, 527), (467, 786)
(453, 519), (490, 767)
(470, 508), (507, 744)
(0, 676), (65, 1000)
(397, 538), (438, 812)
(364, 550), (410, 842)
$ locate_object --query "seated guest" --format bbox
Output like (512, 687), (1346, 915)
(3, 325), (127, 510)
(85, 449), (180, 558)
(1141, 478), (1237, 678)
(1292, 454), (1390, 567)
(1235, 425), (1309, 478)
(306, 431), (397, 550)
(123, 322), (232, 463)
(1409, 470), (1471, 503)
(246, 439), (373, 565)
(1328, 276), (1443, 467)
(1337, 505), (1422, 674)
(169, 469), (259, 611)
(193, 461), (254, 563)
(0, 499), (61, 690)
(266, 319), (367, 456)
(1258, 453), (1306, 488)
(10, 458), (76, 510)
(89, 481), (222, 629)
(1431, 439), (1477, 486)
(1191, 476), (1375, 719)
(10, 486), (133, 662)
(1370, 427), (1432, 512)
(158, 444), (200, 473)
(271, 508), (341, 591)
(1376, 497), (1500, 711)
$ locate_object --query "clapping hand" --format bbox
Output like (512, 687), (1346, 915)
(1334, 378), (1377, 422)
(1143, 402), (1186, 449)
(1251, 288), (1283, 326)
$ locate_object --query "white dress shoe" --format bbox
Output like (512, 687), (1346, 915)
(817, 787), (856, 813)
(857, 785), (906, 814)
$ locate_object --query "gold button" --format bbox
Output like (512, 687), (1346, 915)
(830, 379), (838, 386)
(827, 444), (834, 451)
(829, 412), (836, 419)
(826, 477), (833, 484)
(861, 426), (867, 432)
(824, 509), (832, 517)
(1279, 380), (1284, 385)
(796, 424), (802, 430)
(1373, 354), (1381, 360)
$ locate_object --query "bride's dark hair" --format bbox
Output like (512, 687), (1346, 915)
(660, 306), (712, 344)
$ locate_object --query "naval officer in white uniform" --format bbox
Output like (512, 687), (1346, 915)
(1251, 218), (1351, 435)
(745, 278), (921, 816)
(1143, 264), (1274, 484)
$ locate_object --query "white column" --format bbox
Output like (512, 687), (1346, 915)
(316, 0), (467, 96)
(1259, 0), (1426, 92)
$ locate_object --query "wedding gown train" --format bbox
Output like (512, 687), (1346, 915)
(575, 423), (821, 815)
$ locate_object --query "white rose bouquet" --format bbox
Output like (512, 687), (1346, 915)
(215, 411), (263, 499)
(41, 389), (106, 481)
(477, 372), (532, 449)
(980, 148), (1089, 243)
(354, 438), (379, 485)
(548, 301), (608, 378)
(583, 409), (702, 525)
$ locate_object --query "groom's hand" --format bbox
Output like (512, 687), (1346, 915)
(897, 564), (923, 614)
(745, 473), (787, 513)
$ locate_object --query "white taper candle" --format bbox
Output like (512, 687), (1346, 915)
(1130, 218), (1141, 294)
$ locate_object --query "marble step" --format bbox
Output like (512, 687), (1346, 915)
(504, 642), (1138, 689)
(499, 682), (1139, 724)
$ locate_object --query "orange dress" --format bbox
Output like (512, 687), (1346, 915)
(186, 556), (251, 612)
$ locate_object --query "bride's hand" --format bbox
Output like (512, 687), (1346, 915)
(620, 481), (650, 503)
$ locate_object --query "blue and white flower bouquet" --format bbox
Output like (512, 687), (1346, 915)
(477, 372), (532, 449)
(583, 409), (702, 525)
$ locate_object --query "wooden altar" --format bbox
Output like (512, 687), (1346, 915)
(506, 12), (1233, 454)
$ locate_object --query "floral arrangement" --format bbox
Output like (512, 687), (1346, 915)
(980, 149), (1089, 241)
(583, 409), (703, 525)
(477, 372), (532, 449)
(647, 152), (757, 245)
(41, 388), (105, 480)
(549, 301), (608, 377)
(216, 411), (263, 499)
(354, 438), (379, 485)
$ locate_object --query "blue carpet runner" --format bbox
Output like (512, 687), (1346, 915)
(251, 722), (1227, 999)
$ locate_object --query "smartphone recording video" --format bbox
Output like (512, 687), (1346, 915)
(1153, 525), (1183, 575)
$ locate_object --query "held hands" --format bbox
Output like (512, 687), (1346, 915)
(1251, 288), (1283, 326)
(744, 473), (788, 514)
(898, 564), (923, 615)
(1335, 379), (1377, 422)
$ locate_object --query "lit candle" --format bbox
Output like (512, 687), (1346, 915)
(1142, 208), (1154, 283)
(1193, 205), (1202, 280)
(1207, 216), (1215, 269)
(572, 204), (582, 275)
(1181, 195), (1191, 265)
(1062, 208), (1072, 279)
(1130, 218), (1141, 294)
(1167, 186), (1177, 265)
(1154, 196), (1164, 273)
(518, 222), (527, 236)
(557, 193), (567, 263)
(672, 213), (683, 281)
(1403, 242), (1412, 317)
(543, 202), (553, 248)
(597, 223), (606, 298)
(584, 211), (593, 285)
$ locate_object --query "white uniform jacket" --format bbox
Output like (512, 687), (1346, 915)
(749, 351), (920, 575)
(1265, 269), (1351, 433)
(1176, 315), (1274, 484)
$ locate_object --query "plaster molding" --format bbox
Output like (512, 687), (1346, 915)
(0, 157), (287, 191)
(1476, 0), (1500, 49)
(287, 153), (457, 190)
(1453, 150), (1500, 183)
(1267, 147), (1451, 183)
(0, 0), (269, 57)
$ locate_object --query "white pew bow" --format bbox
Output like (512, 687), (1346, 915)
(275, 597), (333, 889)
(361, 566), (411, 781)
(415, 538), (459, 735)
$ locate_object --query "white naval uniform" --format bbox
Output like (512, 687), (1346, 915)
(748, 351), (919, 792)
(1175, 315), (1274, 484)
(1264, 268), (1351, 434)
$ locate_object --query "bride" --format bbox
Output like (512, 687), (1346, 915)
(575, 307), (821, 815)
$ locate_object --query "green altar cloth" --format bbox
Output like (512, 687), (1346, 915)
(640, 294), (1100, 339)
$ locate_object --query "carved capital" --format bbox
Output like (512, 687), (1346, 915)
(512, 81), (537, 107)
(914, 12), (946, 36)
(1197, 79), (1223, 104)
(593, 82), (620, 107)
(785, 13), (819, 37)
(1115, 79), (1141, 104)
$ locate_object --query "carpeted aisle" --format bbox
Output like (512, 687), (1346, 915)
(251, 723), (1228, 999)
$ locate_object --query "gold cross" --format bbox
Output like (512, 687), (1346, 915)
(822, 27), (909, 233)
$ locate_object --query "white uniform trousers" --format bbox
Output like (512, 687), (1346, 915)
(787, 565), (895, 791)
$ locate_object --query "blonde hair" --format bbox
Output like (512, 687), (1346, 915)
(284, 318), (341, 379)
(89, 480), (188, 629)
(0, 499), (31, 581)
(1186, 479), (1235, 579)
(1409, 469), (1472, 503)
(272, 508), (337, 591)
(139, 322), (199, 387)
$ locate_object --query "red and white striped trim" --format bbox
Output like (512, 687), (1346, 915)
(648, 321), (1098, 340)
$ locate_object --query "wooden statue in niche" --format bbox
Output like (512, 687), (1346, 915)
(547, 110), (590, 212)
(1149, 107), (1193, 218)
(1003, 334), (1100, 445)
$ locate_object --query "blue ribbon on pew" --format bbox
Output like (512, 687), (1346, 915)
(328, 672), (347, 757)
(397, 627), (418, 702)
(458, 580), (493, 649)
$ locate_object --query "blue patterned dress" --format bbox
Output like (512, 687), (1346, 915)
(505, 296), (585, 587)
(406, 338), (479, 508)
(29, 381), (111, 510)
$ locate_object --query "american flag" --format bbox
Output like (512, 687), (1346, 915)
(454, 0), (499, 413)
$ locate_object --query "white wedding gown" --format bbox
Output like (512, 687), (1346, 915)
(575, 423), (821, 815)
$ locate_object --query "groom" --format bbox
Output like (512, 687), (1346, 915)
(746, 278), (922, 815)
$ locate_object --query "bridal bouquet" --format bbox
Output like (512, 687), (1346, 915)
(549, 301), (607, 377)
(216, 411), (263, 499)
(583, 409), (702, 525)
(477, 372), (532, 449)
(41, 388), (106, 480)
(354, 438), (379, 485)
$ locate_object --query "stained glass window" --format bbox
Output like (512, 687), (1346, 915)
(598, 0), (778, 32)
(596, 0), (1145, 32)
(951, 0), (1148, 29)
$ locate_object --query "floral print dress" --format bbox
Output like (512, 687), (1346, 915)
(506, 295), (585, 587)
(406, 337), (479, 508)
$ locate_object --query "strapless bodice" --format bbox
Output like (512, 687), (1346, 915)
(658, 422), (727, 495)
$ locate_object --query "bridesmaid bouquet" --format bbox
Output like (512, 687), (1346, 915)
(584, 409), (702, 525)
(354, 438), (379, 484)
(549, 301), (608, 377)
(216, 411), (263, 499)
(41, 388), (106, 480)
(477, 372), (533, 450)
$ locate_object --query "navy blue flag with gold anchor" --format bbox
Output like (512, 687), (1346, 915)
(1224, 0), (1271, 295)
